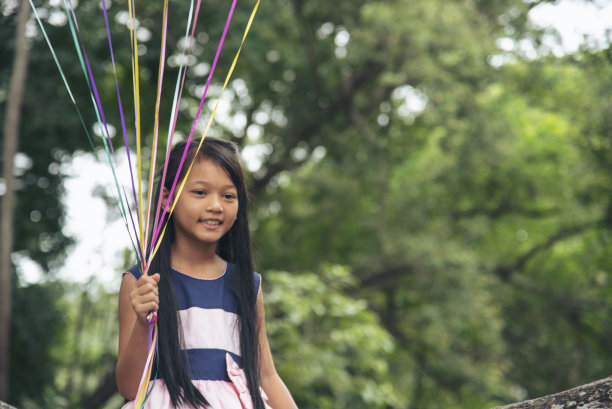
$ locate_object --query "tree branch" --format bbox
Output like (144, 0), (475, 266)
(494, 220), (603, 281)
(493, 376), (612, 409)
(356, 264), (414, 291)
(77, 369), (118, 409)
(250, 59), (387, 197)
(451, 203), (559, 220)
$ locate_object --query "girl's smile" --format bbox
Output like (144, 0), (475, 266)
(200, 218), (222, 226)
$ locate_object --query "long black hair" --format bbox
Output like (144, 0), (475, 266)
(147, 137), (265, 409)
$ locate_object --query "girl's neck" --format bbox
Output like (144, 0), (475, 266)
(170, 239), (225, 279)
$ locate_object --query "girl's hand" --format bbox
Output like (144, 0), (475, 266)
(129, 273), (160, 324)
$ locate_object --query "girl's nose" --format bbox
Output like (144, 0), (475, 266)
(206, 195), (223, 212)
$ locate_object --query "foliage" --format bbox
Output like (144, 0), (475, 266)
(263, 265), (400, 408)
(9, 278), (118, 409)
(8, 278), (65, 406)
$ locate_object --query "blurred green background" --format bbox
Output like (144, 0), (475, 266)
(3, 0), (612, 408)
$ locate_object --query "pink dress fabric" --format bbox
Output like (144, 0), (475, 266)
(120, 264), (272, 409)
(121, 354), (271, 409)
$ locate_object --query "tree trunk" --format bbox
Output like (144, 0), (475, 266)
(493, 376), (612, 409)
(78, 370), (119, 409)
(0, 0), (31, 401)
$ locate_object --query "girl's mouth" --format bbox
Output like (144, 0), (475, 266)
(199, 219), (222, 226)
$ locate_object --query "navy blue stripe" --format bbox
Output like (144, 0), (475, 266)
(172, 269), (239, 313)
(126, 265), (262, 309)
(254, 272), (261, 295)
(151, 349), (242, 381)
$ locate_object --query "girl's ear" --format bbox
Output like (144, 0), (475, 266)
(161, 187), (171, 210)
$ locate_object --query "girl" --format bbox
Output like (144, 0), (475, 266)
(116, 137), (298, 409)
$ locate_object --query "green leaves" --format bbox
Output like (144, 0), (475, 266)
(264, 265), (400, 408)
(9, 280), (65, 406)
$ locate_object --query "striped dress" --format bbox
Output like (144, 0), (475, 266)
(121, 263), (271, 409)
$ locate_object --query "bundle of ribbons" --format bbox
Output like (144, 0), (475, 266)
(27, 0), (260, 406)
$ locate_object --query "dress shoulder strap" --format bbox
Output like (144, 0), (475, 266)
(125, 264), (143, 280)
(254, 271), (262, 296)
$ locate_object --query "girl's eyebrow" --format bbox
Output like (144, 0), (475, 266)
(191, 180), (237, 190)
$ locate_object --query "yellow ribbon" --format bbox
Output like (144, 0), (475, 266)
(148, 0), (261, 267)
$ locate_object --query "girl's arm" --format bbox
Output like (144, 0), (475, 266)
(257, 289), (299, 409)
(115, 272), (160, 400)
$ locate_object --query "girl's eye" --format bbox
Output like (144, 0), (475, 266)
(223, 193), (237, 200)
(194, 190), (206, 195)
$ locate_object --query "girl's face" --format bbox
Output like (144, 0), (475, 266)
(166, 158), (239, 246)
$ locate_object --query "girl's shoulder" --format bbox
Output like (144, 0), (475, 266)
(124, 265), (142, 280)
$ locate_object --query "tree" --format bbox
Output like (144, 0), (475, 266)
(248, 2), (612, 407)
(0, 0), (31, 400)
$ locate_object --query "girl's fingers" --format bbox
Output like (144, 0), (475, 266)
(135, 300), (158, 315)
(132, 292), (159, 308)
(129, 274), (161, 320)
(136, 275), (159, 289)
(135, 276), (159, 294)
(135, 285), (158, 298)
(132, 301), (158, 323)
